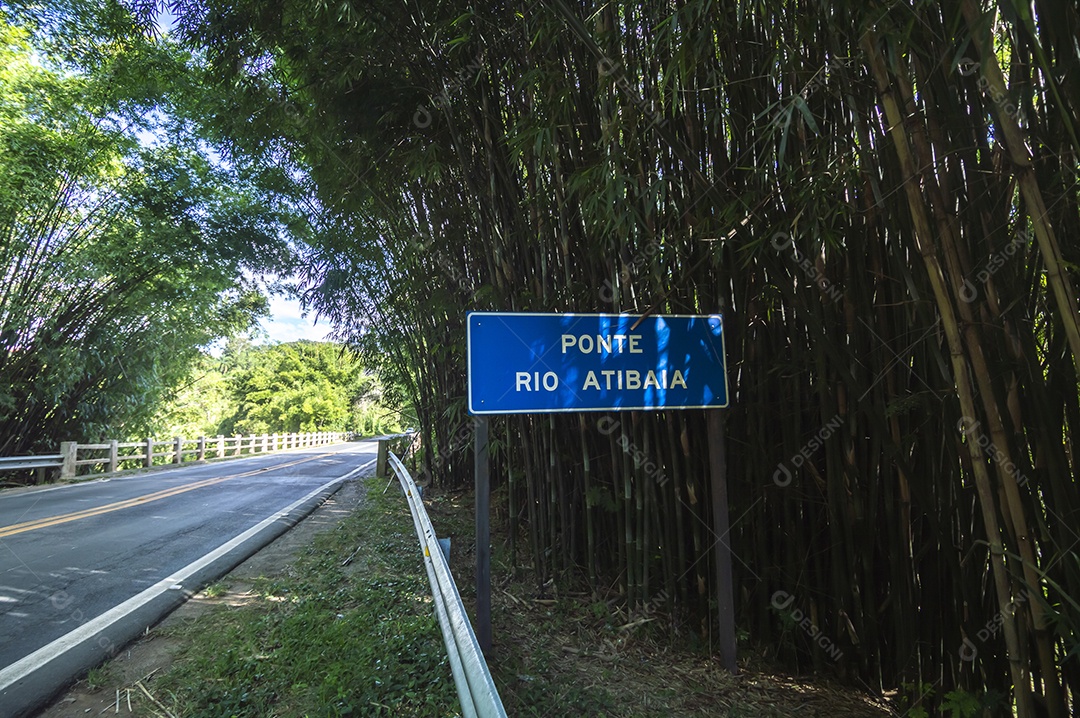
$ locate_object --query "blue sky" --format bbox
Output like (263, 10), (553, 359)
(257, 294), (333, 344)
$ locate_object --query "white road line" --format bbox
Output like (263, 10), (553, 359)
(0, 458), (375, 691)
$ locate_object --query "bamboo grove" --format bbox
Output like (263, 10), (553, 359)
(169, 0), (1080, 714)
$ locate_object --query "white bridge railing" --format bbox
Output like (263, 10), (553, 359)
(0, 431), (349, 484)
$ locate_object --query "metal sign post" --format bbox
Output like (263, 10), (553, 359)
(707, 409), (736, 672)
(474, 415), (492, 653)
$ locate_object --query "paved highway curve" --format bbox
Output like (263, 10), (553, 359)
(0, 441), (377, 717)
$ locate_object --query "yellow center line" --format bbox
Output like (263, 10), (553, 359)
(0, 452), (338, 539)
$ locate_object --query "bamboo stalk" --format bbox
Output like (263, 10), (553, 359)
(860, 29), (1034, 717)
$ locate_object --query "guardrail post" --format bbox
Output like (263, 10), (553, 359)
(234, 434), (242, 456)
(60, 442), (77, 480)
(376, 440), (389, 478)
(108, 439), (118, 473)
(261, 433), (268, 453)
(144, 438), (154, 468)
(173, 436), (183, 464)
(197, 436), (206, 461)
(217, 434), (225, 458)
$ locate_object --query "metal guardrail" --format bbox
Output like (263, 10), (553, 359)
(0, 455), (63, 472)
(388, 451), (508, 718)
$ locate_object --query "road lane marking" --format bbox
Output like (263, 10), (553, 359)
(0, 458), (375, 693)
(0, 452), (340, 539)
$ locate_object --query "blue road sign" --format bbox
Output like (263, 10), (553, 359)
(467, 312), (728, 414)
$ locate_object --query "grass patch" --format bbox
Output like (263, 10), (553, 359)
(150, 474), (458, 717)
(83, 665), (111, 692)
(201, 581), (229, 598)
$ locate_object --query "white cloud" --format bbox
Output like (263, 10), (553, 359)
(257, 296), (333, 344)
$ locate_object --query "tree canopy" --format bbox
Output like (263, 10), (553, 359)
(0, 1), (299, 452)
(155, 339), (397, 438)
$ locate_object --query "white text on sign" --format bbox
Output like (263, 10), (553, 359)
(515, 369), (688, 392)
(514, 333), (688, 393)
(561, 334), (644, 354)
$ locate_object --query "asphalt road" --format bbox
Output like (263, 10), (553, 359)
(0, 441), (378, 717)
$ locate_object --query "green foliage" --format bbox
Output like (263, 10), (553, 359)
(221, 340), (391, 435)
(151, 353), (235, 438)
(0, 5), (300, 453)
(940, 689), (982, 718)
(897, 681), (934, 718)
(154, 339), (400, 437)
